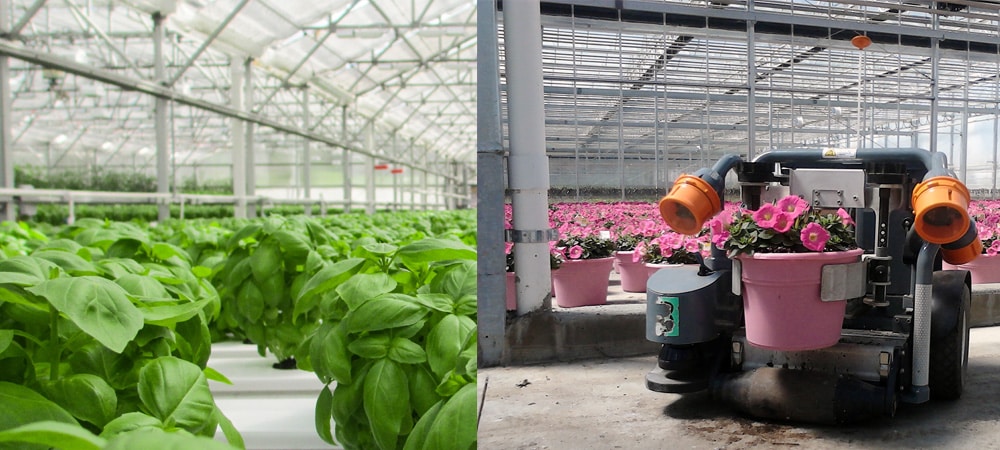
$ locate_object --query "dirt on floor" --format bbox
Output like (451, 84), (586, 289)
(478, 327), (1000, 450)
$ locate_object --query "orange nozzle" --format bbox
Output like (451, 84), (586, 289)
(942, 239), (983, 265)
(911, 176), (972, 245)
(658, 174), (721, 235)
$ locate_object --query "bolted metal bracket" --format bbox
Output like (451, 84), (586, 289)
(505, 228), (559, 244)
(821, 261), (867, 302)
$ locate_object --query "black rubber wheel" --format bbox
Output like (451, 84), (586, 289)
(929, 283), (970, 400)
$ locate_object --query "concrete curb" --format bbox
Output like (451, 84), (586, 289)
(503, 280), (1000, 365)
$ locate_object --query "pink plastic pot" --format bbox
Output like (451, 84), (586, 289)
(943, 254), (1000, 284)
(615, 251), (648, 293)
(552, 257), (614, 308)
(505, 272), (517, 310)
(735, 249), (863, 351)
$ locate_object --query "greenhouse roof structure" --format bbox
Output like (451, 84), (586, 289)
(0, 0), (476, 176)
(490, 0), (1000, 195)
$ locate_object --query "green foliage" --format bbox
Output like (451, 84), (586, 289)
(0, 221), (241, 449)
(303, 238), (477, 450)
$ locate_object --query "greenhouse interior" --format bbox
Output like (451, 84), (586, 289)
(480, 1), (1000, 444)
(0, 0), (477, 449)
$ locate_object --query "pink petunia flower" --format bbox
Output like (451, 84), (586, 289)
(801, 222), (830, 252)
(505, 242), (514, 254)
(712, 230), (730, 247)
(777, 196), (809, 219)
(772, 212), (793, 233)
(568, 245), (584, 260)
(989, 239), (1000, 256)
(753, 204), (780, 229)
(837, 208), (855, 227)
(633, 242), (646, 263)
(684, 239), (700, 253)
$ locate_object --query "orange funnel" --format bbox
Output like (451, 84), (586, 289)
(658, 174), (722, 235)
(911, 176), (971, 245)
(942, 239), (983, 265)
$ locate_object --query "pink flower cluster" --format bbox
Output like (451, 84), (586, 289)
(969, 200), (1000, 255)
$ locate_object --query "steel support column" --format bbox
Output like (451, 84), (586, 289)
(342, 105), (352, 213)
(504, 0), (551, 315)
(245, 57), (257, 217)
(302, 87), (311, 199)
(929, 12), (940, 153)
(0, 0), (12, 221)
(231, 58), (247, 218)
(367, 123), (376, 214)
(154, 12), (170, 221)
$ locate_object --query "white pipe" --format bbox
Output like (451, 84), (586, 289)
(231, 59), (247, 219)
(503, 1), (551, 315)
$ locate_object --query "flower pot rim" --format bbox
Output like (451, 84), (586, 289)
(734, 248), (863, 261)
(562, 256), (615, 262)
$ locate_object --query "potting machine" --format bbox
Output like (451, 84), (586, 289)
(646, 148), (978, 424)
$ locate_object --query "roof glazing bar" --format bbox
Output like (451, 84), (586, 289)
(168, 0), (251, 86)
(62, 0), (145, 79)
(8, 0), (47, 36)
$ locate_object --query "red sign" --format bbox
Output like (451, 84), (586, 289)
(391, 168), (404, 174)
(374, 164), (389, 170)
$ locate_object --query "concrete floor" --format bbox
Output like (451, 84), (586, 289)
(478, 326), (1000, 450)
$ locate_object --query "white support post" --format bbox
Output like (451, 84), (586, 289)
(231, 58), (247, 219)
(153, 12), (171, 222)
(302, 87), (311, 199)
(0, 0), (14, 221)
(503, 0), (551, 315)
(367, 123), (376, 215)
(245, 58), (257, 217)
(342, 105), (352, 213)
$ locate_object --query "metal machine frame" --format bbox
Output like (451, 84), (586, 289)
(646, 148), (974, 424)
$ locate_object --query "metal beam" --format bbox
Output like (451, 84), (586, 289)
(63, 0), (145, 80)
(0, 0), (12, 221)
(154, 13), (170, 221)
(169, 0), (251, 86)
(8, 0), (47, 37)
(0, 39), (462, 182)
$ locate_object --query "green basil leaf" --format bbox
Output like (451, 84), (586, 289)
(396, 238), (476, 264)
(0, 421), (105, 450)
(31, 250), (100, 276)
(26, 277), (143, 353)
(360, 243), (398, 257)
(343, 296), (426, 334)
(203, 367), (232, 385)
(408, 365), (442, 417)
(413, 294), (454, 314)
(0, 256), (57, 286)
(0, 382), (77, 434)
(0, 330), (12, 355)
(114, 274), (171, 300)
(314, 385), (335, 446)
(363, 359), (409, 450)
(67, 343), (133, 390)
(336, 273), (397, 311)
(212, 407), (244, 450)
(42, 374), (117, 428)
(295, 258), (365, 306)
(402, 401), (442, 450)
(426, 314), (461, 378)
(99, 413), (162, 439)
(236, 282), (264, 323)
(310, 321), (352, 385)
(348, 334), (391, 359)
(429, 260), (476, 301)
(175, 317), (212, 369)
(454, 294), (477, 317)
(387, 337), (426, 365)
(423, 383), (476, 450)
(331, 361), (370, 427)
(272, 230), (312, 261)
(250, 239), (282, 283)
(104, 428), (238, 450)
(138, 298), (211, 327)
(137, 357), (216, 434)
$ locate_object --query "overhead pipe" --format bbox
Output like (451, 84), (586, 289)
(503, 1), (552, 314)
